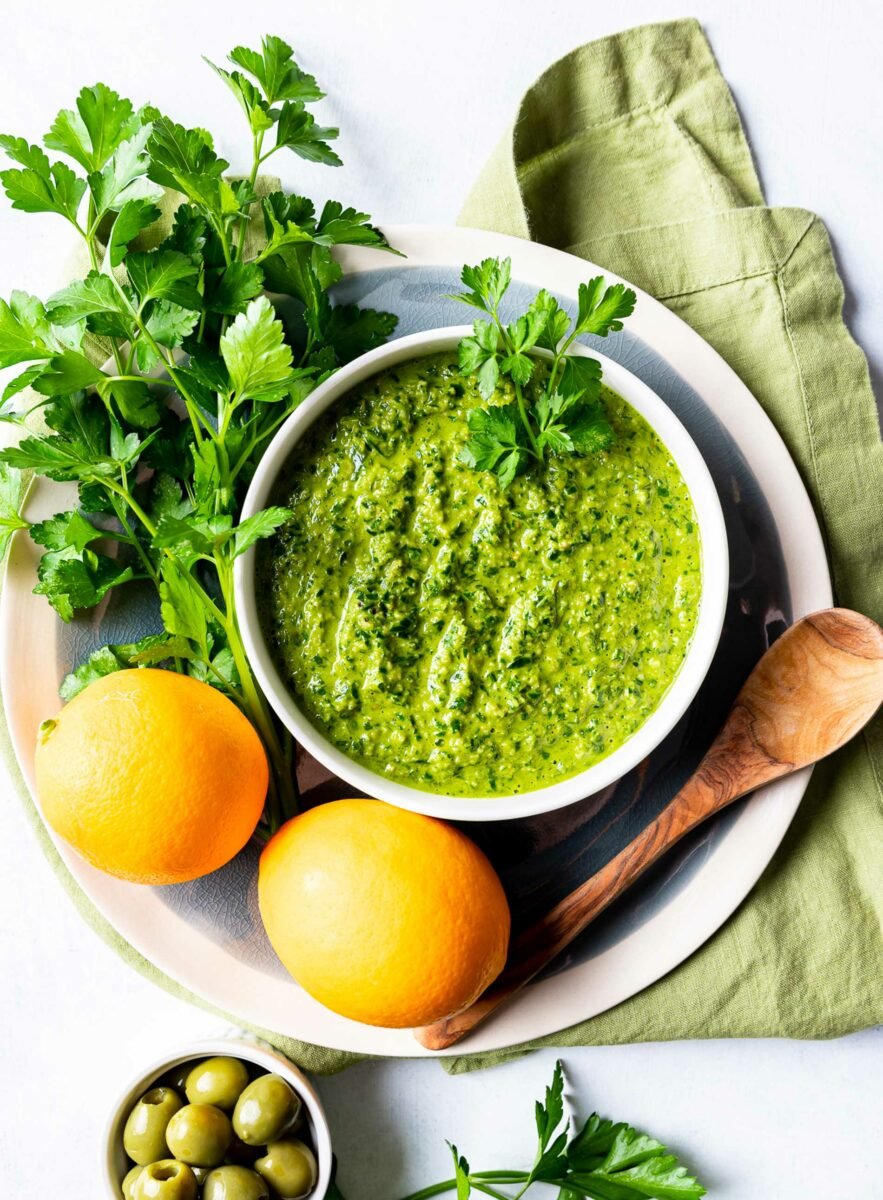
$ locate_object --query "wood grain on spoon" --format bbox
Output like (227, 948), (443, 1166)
(416, 608), (883, 1051)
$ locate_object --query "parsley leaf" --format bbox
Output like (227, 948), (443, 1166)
(205, 261), (265, 315)
(560, 354), (602, 402)
(126, 249), (202, 310)
(567, 400), (615, 454)
(30, 350), (106, 397)
(30, 509), (105, 553)
(35, 544), (136, 621)
(220, 295), (293, 399)
(314, 201), (395, 250)
(159, 555), (210, 657)
(574, 276), (637, 337)
(107, 197), (162, 267)
(0, 151), (86, 223)
(98, 377), (162, 429)
(460, 404), (528, 488)
(231, 507), (292, 557)
(2, 363), (46, 407)
(230, 35), (324, 104)
(146, 115), (234, 219)
(531, 289), (571, 350)
(451, 256), (511, 312)
(137, 301), (199, 370)
(45, 84), (141, 173)
(46, 271), (134, 338)
(458, 319), (500, 400)
(306, 301), (398, 366)
(205, 60), (276, 134)
(274, 102), (341, 166)
(88, 123), (163, 216)
(451, 258), (633, 486)
(0, 291), (61, 368)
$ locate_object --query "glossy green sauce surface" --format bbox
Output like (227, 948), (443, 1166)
(258, 352), (701, 796)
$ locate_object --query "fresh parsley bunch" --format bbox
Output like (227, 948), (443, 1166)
(383, 1061), (706, 1200)
(0, 35), (399, 831)
(451, 257), (636, 488)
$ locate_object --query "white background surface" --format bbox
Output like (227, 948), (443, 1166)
(0, 1), (880, 1196)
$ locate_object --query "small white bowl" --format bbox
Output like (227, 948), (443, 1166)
(102, 1035), (333, 1199)
(235, 326), (728, 822)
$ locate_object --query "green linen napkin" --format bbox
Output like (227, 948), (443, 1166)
(448, 16), (883, 1072)
(2, 18), (880, 1077)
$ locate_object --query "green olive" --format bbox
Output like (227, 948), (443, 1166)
(202, 1165), (269, 1200)
(233, 1074), (300, 1146)
(123, 1087), (184, 1165)
(131, 1160), (198, 1200)
(255, 1139), (318, 1198)
(166, 1103), (232, 1166)
(185, 1057), (250, 1110)
(122, 1164), (145, 1199)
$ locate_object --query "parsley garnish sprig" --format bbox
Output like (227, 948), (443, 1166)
(385, 1061), (706, 1200)
(0, 35), (400, 832)
(450, 257), (636, 488)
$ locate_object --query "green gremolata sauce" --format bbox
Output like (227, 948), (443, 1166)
(258, 352), (701, 797)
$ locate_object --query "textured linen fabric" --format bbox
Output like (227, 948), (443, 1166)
(2, 18), (880, 1076)
(448, 16), (883, 1073)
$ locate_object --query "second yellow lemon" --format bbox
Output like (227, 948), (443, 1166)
(258, 799), (511, 1028)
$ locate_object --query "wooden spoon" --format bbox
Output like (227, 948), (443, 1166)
(416, 607), (883, 1051)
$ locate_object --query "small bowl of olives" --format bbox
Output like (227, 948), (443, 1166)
(103, 1036), (333, 1200)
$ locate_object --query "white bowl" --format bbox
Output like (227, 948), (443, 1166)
(102, 1035), (333, 1198)
(235, 326), (728, 822)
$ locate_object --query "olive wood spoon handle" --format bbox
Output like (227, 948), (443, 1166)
(416, 607), (883, 1051)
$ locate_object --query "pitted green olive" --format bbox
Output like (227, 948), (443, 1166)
(123, 1087), (184, 1165)
(131, 1160), (198, 1200)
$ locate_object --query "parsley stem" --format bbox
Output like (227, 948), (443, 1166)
(215, 554), (298, 825)
(233, 129), (266, 260)
(489, 308), (541, 459)
(229, 404), (296, 479)
(109, 494), (158, 586)
(395, 1182), (459, 1200)
(104, 482), (157, 538)
(84, 216), (127, 378)
(513, 380), (541, 459)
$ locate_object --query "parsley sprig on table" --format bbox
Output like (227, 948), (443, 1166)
(450, 257), (635, 488)
(0, 35), (399, 832)
(377, 1061), (706, 1200)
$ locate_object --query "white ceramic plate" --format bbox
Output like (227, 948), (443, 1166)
(0, 226), (832, 1057)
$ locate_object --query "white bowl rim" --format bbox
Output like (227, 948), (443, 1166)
(101, 1034), (333, 1199)
(234, 325), (728, 822)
